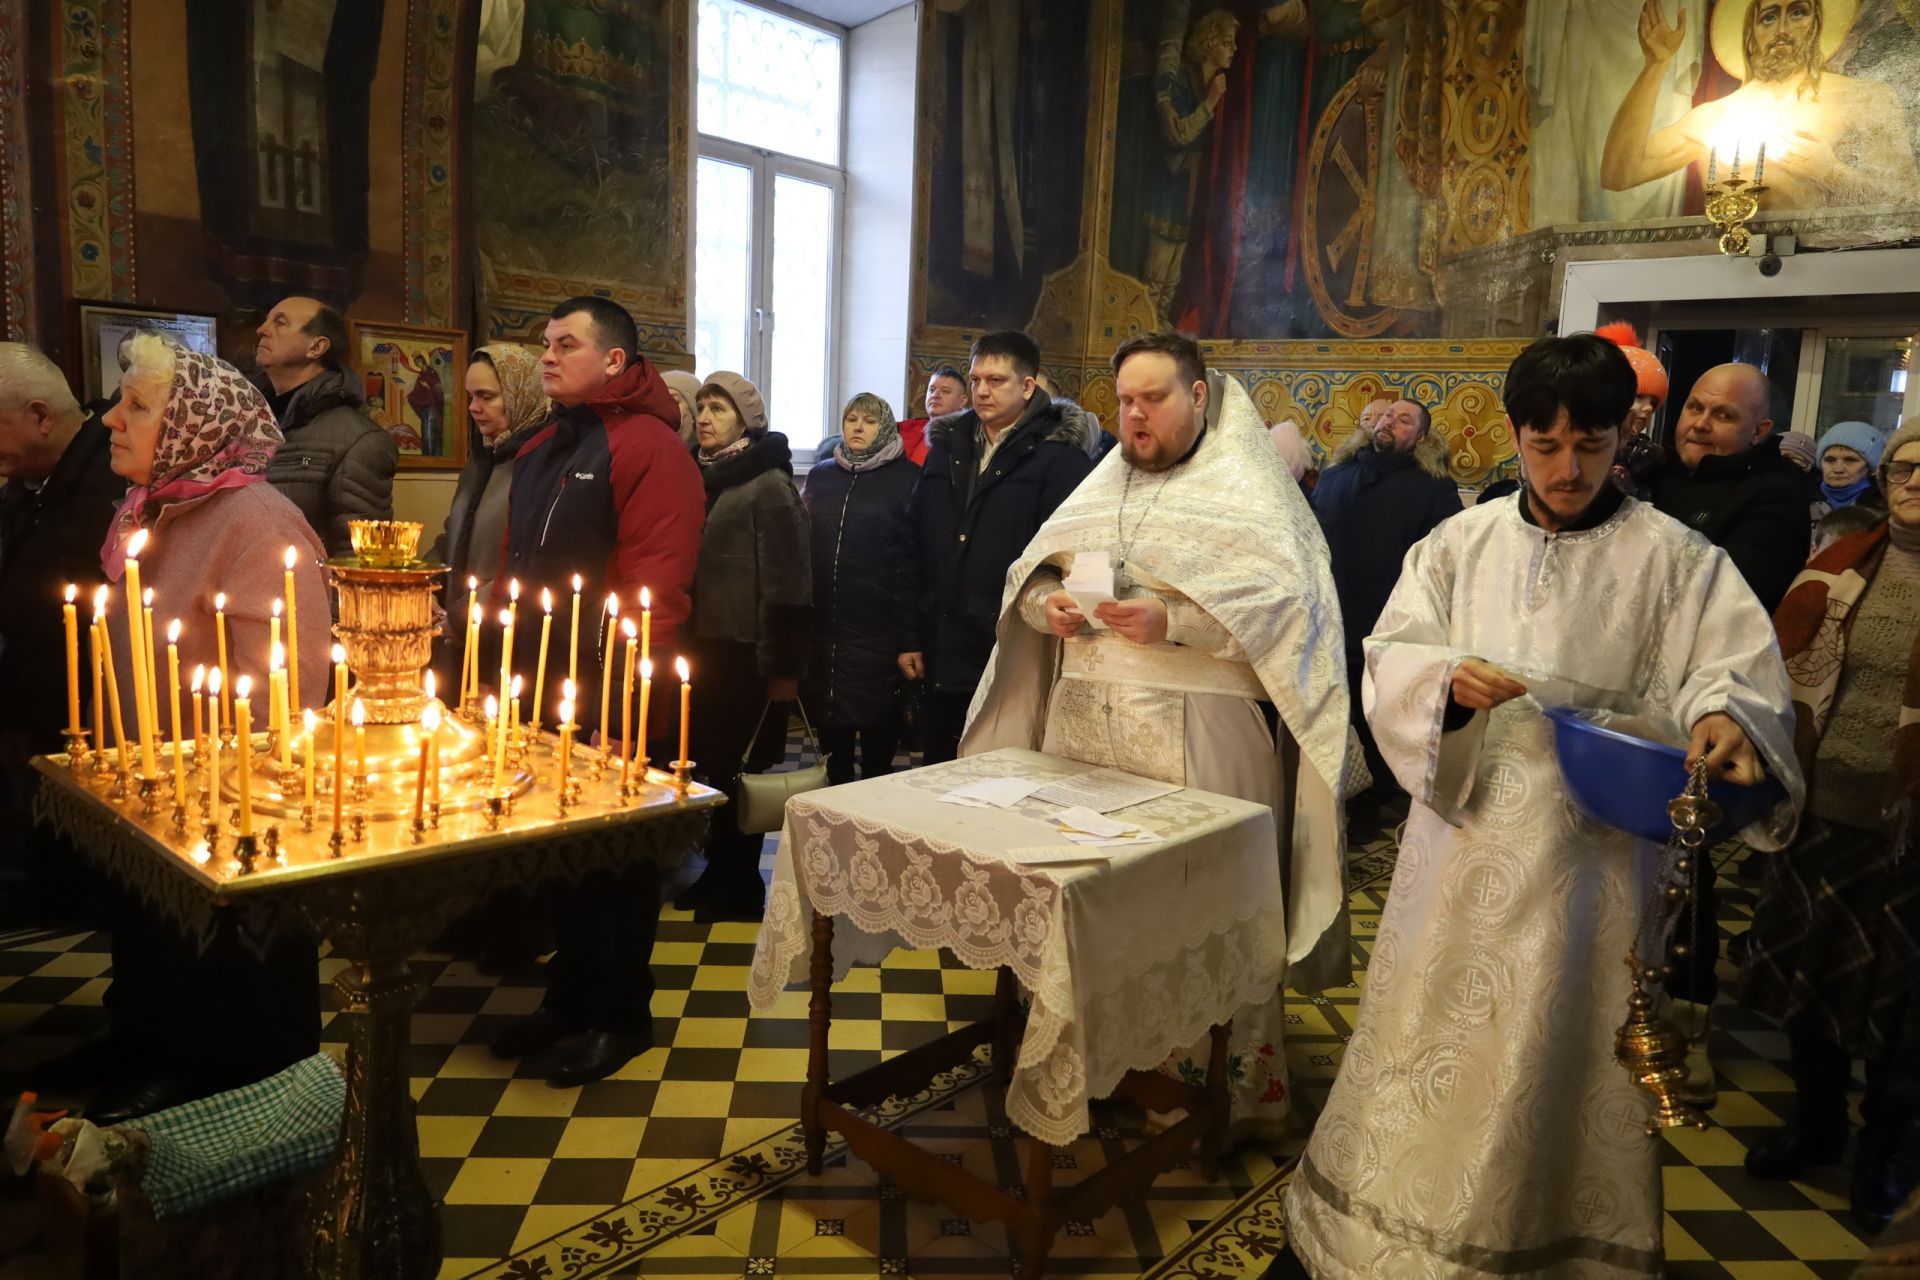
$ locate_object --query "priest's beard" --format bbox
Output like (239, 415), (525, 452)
(1523, 473), (1608, 528)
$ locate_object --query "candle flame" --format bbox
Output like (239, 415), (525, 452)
(498, 609), (512, 627)
(542, 587), (553, 612)
(351, 698), (365, 727)
(510, 673), (523, 697)
(142, 587), (153, 607)
(640, 586), (651, 609)
(572, 573), (583, 592)
(607, 594), (619, 616)
(484, 694), (498, 720)
(509, 579), (521, 602)
(214, 591), (226, 611)
(423, 670), (436, 700)
(469, 600), (482, 622)
(303, 708), (317, 734)
(331, 643), (346, 664)
(622, 617), (637, 639)
(235, 674), (252, 699)
(422, 703), (442, 732)
(191, 664), (205, 692)
(563, 678), (576, 700)
(640, 657), (654, 679)
(675, 656), (690, 681)
(168, 618), (181, 644)
(468, 575), (477, 590)
(127, 529), (148, 559)
(272, 598), (283, 618)
(208, 668), (222, 695)
(559, 698), (574, 723)
(271, 642), (284, 671)
(284, 546), (298, 570)
(93, 585), (108, 613)
(64, 583), (77, 603)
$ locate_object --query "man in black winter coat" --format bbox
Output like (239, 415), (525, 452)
(254, 296), (398, 557)
(1648, 363), (1811, 615)
(1310, 399), (1462, 828)
(0, 343), (127, 901)
(897, 332), (1097, 762)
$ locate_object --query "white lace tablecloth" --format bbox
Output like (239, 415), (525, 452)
(747, 748), (1284, 1146)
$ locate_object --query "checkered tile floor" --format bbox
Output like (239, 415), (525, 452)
(0, 796), (1882, 1277)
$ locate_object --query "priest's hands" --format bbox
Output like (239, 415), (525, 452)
(1043, 591), (1086, 638)
(1450, 658), (1528, 710)
(1095, 597), (1169, 645)
(1687, 712), (1764, 786)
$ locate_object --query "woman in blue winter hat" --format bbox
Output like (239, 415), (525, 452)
(1813, 420), (1890, 521)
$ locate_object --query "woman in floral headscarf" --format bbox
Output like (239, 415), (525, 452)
(431, 343), (553, 616)
(80, 332), (330, 1124)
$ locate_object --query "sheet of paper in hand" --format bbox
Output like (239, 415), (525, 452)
(1062, 552), (1116, 630)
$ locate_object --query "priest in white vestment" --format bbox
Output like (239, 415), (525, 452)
(1282, 334), (1804, 1278)
(962, 331), (1353, 1138)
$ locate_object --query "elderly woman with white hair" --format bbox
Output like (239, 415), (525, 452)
(69, 333), (332, 1124)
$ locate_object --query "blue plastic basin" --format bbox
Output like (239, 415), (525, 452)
(1544, 706), (1780, 843)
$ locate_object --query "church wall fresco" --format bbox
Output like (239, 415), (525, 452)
(470, 0), (690, 361)
(909, 0), (1920, 480)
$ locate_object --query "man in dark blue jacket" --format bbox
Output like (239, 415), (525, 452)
(1311, 398), (1462, 831)
(897, 332), (1097, 762)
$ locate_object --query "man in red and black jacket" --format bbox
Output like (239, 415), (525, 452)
(488, 296), (705, 1087)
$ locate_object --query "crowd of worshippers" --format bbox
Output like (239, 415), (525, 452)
(0, 300), (1914, 1245)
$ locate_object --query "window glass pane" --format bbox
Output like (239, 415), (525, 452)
(1816, 334), (1913, 438)
(769, 174), (835, 449)
(695, 155), (753, 379)
(697, 0), (842, 164)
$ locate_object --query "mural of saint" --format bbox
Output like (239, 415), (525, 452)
(1142, 10), (1239, 314)
(1526, 0), (1709, 224)
(1602, 0), (1920, 209)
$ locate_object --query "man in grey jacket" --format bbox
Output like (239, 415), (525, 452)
(254, 296), (398, 557)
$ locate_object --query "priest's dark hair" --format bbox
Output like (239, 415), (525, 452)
(1111, 330), (1206, 391)
(1503, 333), (1636, 434)
(969, 330), (1041, 380)
(551, 295), (640, 363)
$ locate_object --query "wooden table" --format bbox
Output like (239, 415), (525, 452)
(748, 749), (1288, 1278)
(33, 740), (721, 1280)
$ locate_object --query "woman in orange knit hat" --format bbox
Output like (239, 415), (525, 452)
(1597, 322), (1670, 498)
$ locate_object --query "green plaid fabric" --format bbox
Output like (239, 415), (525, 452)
(134, 1053), (344, 1219)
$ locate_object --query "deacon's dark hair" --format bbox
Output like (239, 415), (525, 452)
(969, 331), (1041, 380)
(1111, 330), (1206, 391)
(302, 304), (351, 371)
(1503, 334), (1636, 434)
(930, 364), (965, 387)
(551, 295), (640, 363)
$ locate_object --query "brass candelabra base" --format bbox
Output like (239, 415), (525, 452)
(1705, 177), (1766, 256)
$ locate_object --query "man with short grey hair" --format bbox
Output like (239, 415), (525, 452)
(0, 343), (126, 887)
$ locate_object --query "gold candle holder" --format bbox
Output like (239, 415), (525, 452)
(670, 759), (695, 793)
(427, 800), (441, 830)
(328, 829), (345, 859)
(108, 765), (130, 801)
(484, 793), (506, 831)
(350, 811), (367, 845)
(263, 825), (281, 864)
(202, 818), (221, 854)
(171, 801), (189, 837)
(136, 772), (164, 817)
(300, 802), (315, 833)
(352, 773), (371, 806)
(233, 832), (259, 875)
(409, 815), (426, 845)
(345, 519), (424, 568)
(64, 730), (90, 773)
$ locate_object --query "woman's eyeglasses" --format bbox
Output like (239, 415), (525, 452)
(1888, 461), (1919, 488)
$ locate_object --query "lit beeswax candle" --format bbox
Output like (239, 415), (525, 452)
(423, 701), (441, 811)
(352, 698), (367, 783)
(63, 585), (81, 734)
(598, 595), (618, 753)
(141, 589), (159, 756)
(282, 547), (302, 712)
(234, 676), (254, 836)
(637, 658), (653, 768)
(486, 695), (503, 791)
(568, 574), (583, 689)
(531, 588), (553, 731)
(496, 608), (515, 778)
(96, 608), (128, 769)
(271, 644), (292, 771)
(676, 656), (691, 765)
(268, 599), (282, 695)
(331, 645), (348, 837)
(303, 708), (317, 811)
(412, 714), (431, 827)
(190, 665), (205, 762)
(122, 531), (155, 776)
(620, 619), (638, 786)
(206, 668), (222, 808)
(460, 575), (478, 707)
(214, 593), (233, 728)
(90, 597), (106, 758)
(556, 695), (575, 795)
(167, 620), (185, 806)
(639, 586), (651, 668)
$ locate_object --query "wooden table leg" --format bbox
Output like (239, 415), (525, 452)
(300, 950), (439, 1279)
(1019, 1138), (1058, 1280)
(1200, 1022), (1231, 1182)
(992, 966), (1019, 1086)
(800, 911), (835, 1176)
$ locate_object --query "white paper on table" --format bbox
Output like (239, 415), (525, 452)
(1061, 552), (1116, 630)
(1032, 768), (1182, 812)
(1004, 846), (1115, 865)
(939, 776), (1051, 809)
(1059, 831), (1162, 847)
(1046, 805), (1161, 840)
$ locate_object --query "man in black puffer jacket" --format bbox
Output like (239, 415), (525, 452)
(254, 296), (397, 557)
(897, 331), (1097, 762)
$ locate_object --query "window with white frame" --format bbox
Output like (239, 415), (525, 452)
(694, 0), (845, 453)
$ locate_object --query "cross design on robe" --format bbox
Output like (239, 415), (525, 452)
(1452, 966), (1493, 1008)
(1483, 762), (1524, 807)
(1466, 865), (1509, 909)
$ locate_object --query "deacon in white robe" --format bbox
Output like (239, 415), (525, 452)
(1285, 334), (1803, 1278)
(963, 334), (1353, 1138)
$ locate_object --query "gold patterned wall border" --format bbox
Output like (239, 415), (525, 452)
(401, 0), (463, 329)
(0, 0), (35, 341)
(59, 0), (135, 303)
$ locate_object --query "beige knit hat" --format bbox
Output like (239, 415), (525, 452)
(661, 369), (700, 442)
(698, 371), (767, 435)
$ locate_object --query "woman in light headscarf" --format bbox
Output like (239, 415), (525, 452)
(431, 343), (552, 614)
(82, 333), (330, 1123)
(801, 392), (920, 784)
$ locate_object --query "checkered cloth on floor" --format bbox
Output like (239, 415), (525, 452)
(133, 1053), (344, 1219)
